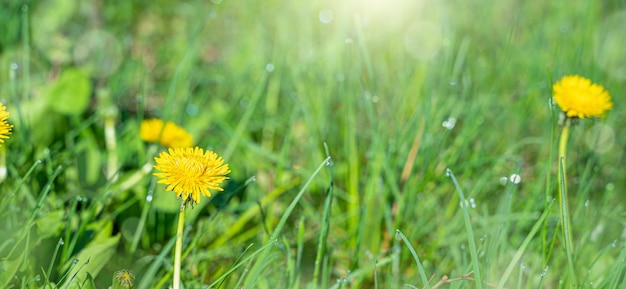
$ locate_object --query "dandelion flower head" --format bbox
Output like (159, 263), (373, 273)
(113, 269), (135, 289)
(154, 147), (230, 205)
(140, 118), (193, 148)
(553, 75), (613, 118)
(0, 103), (13, 145)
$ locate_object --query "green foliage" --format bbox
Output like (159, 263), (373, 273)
(1, 0), (625, 288)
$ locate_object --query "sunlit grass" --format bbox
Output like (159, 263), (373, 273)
(1, 0), (625, 288)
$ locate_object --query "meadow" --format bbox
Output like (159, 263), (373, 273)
(1, 0), (625, 288)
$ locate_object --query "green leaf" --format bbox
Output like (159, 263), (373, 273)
(45, 68), (91, 116)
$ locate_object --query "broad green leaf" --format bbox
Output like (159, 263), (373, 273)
(45, 68), (91, 116)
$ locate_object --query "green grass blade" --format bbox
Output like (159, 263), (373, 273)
(446, 168), (483, 289)
(496, 200), (554, 289)
(396, 229), (431, 289)
(244, 156), (332, 288)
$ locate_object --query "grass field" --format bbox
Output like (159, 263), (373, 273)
(1, 0), (625, 288)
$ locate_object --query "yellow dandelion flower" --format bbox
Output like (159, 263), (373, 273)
(153, 147), (230, 205)
(140, 118), (193, 148)
(0, 103), (13, 145)
(553, 75), (613, 118)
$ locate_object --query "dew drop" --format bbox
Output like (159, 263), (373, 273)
(520, 262), (525, 269)
(445, 168), (451, 177)
(371, 95), (380, 103)
(34, 275), (40, 282)
(249, 176), (257, 182)
(539, 266), (548, 277)
(10, 63), (18, 70)
(499, 177), (508, 186)
(442, 117), (457, 130)
(58, 238), (65, 246)
(72, 259), (79, 265)
(584, 200), (589, 207)
(325, 157), (334, 167)
(449, 81), (457, 86)
(509, 174), (521, 184)
(610, 240), (617, 248)
(265, 63), (275, 72)
(146, 195), (153, 202)
(469, 198), (476, 208)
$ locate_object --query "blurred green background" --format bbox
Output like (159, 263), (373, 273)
(1, 0), (625, 288)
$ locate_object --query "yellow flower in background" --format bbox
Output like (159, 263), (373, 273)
(0, 103), (13, 145)
(153, 147), (230, 205)
(140, 118), (193, 148)
(553, 75), (613, 118)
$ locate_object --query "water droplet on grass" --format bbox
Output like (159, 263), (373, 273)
(445, 168), (451, 177)
(442, 117), (456, 129)
(540, 266), (548, 277)
(499, 177), (508, 186)
(469, 198), (476, 208)
(584, 200), (589, 207)
(146, 195), (153, 202)
(509, 174), (521, 184)
(10, 63), (18, 70)
(265, 63), (275, 72)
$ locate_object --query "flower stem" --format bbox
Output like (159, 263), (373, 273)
(173, 201), (185, 289)
(557, 118), (576, 286)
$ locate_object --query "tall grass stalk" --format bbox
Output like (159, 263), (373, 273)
(395, 230), (431, 289)
(312, 153), (334, 289)
(446, 168), (483, 289)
